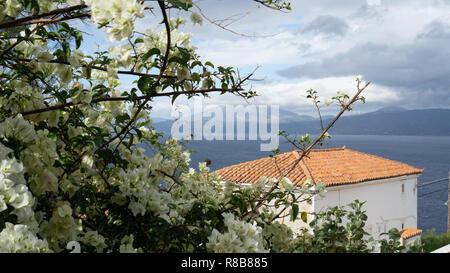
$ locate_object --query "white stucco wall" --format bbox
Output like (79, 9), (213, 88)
(402, 235), (421, 247)
(222, 175), (419, 241)
(312, 175), (419, 239)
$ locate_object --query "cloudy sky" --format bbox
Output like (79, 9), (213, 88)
(97, 0), (450, 118)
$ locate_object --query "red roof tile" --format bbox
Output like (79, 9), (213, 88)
(400, 228), (422, 239)
(214, 147), (423, 187)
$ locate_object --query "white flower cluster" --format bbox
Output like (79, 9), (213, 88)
(119, 235), (142, 253)
(0, 155), (32, 212)
(81, 231), (107, 252)
(0, 144), (39, 230)
(0, 223), (50, 253)
(42, 203), (82, 249)
(0, 146), (48, 253)
(0, 81), (47, 120)
(110, 138), (225, 228)
(116, 165), (171, 217)
(0, 115), (37, 144)
(10, 31), (81, 88)
(279, 177), (294, 191)
(176, 163), (225, 206)
(1, 0), (57, 15)
(0, 115), (61, 198)
(85, 0), (144, 42)
(110, 145), (171, 218)
(0, 0), (23, 19)
(190, 12), (203, 26)
(138, 17), (195, 73)
(105, 16), (196, 83)
(206, 213), (268, 253)
(86, 89), (127, 129)
(21, 129), (61, 196)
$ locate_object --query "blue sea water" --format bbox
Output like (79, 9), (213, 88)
(184, 135), (450, 235)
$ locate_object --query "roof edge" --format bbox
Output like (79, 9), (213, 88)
(325, 173), (422, 188)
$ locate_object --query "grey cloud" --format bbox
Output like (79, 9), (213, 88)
(179, 0), (359, 41)
(300, 15), (349, 37)
(351, 4), (386, 19)
(417, 20), (450, 39)
(278, 22), (450, 108)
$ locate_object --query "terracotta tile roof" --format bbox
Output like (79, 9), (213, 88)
(214, 147), (423, 187)
(400, 228), (422, 239)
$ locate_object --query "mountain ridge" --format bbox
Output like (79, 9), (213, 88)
(152, 108), (450, 137)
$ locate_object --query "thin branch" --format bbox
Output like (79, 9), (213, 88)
(0, 4), (88, 30)
(0, 30), (33, 59)
(156, 169), (200, 197)
(0, 5), (154, 30)
(155, 0), (172, 83)
(213, 11), (251, 28)
(156, 169), (181, 185)
(283, 80), (371, 178)
(252, 0), (290, 12)
(312, 97), (324, 131)
(0, 11), (62, 59)
(18, 87), (244, 117)
(20, 12), (91, 27)
(192, 2), (280, 38)
(1, 56), (177, 79)
(241, 79), (371, 219)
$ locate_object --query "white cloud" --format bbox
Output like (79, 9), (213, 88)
(149, 76), (401, 119)
(195, 31), (301, 66)
(367, 0), (381, 5)
(253, 77), (401, 107)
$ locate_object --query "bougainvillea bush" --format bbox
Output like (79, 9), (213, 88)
(0, 0), (404, 253)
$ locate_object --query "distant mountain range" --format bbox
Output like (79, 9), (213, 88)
(152, 107), (450, 137)
(286, 107), (450, 136)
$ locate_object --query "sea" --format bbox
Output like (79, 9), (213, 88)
(183, 135), (450, 235)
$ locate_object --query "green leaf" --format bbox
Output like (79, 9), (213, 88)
(24, 28), (32, 37)
(142, 48), (161, 62)
(24, 0), (40, 14)
(176, 47), (191, 63)
(85, 63), (93, 79)
(168, 56), (187, 67)
(291, 204), (299, 221)
(301, 211), (308, 223)
(136, 129), (143, 139)
(191, 72), (200, 82)
(75, 31), (83, 49)
(137, 76), (155, 94)
(171, 93), (180, 105)
(60, 22), (70, 30)
(115, 113), (131, 125)
(191, 61), (202, 68)
(167, 0), (192, 11)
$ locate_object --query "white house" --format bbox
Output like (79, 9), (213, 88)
(214, 146), (424, 241)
